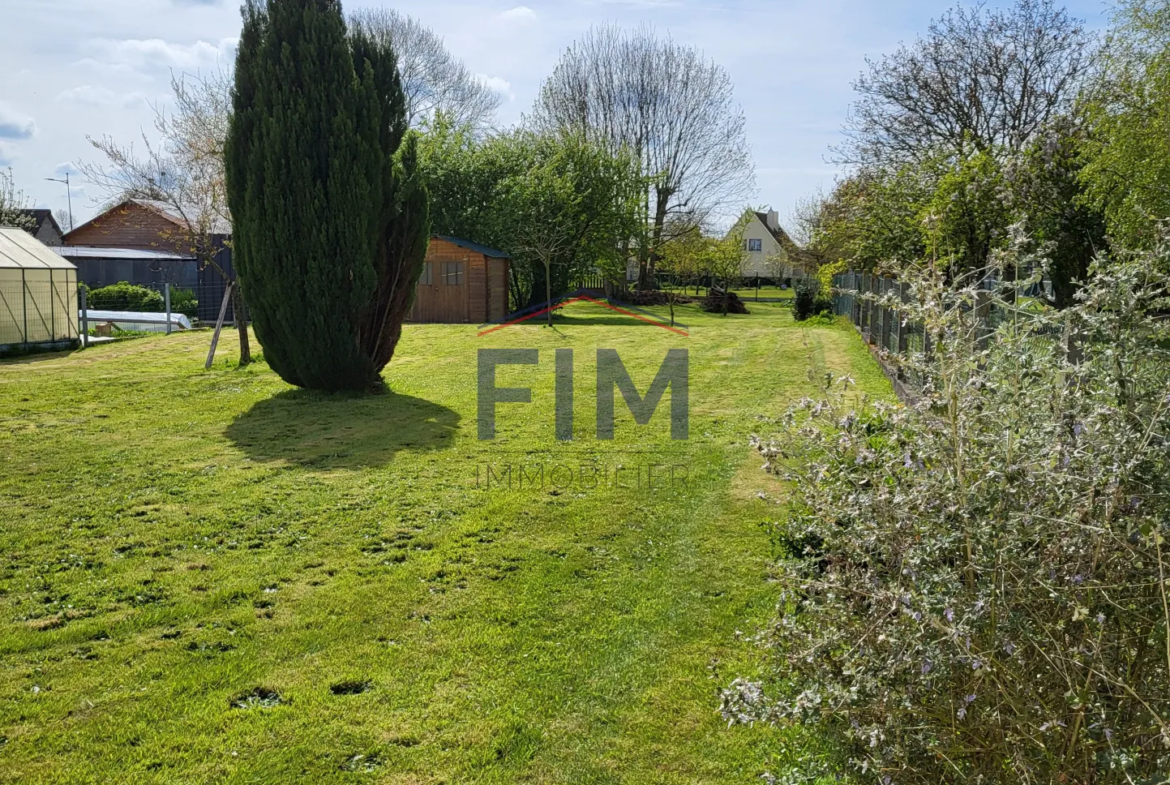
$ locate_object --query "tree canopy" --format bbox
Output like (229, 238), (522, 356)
(420, 120), (643, 311)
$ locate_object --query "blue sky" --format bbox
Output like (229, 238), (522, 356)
(0, 0), (1114, 232)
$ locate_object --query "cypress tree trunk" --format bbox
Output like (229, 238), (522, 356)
(232, 283), (252, 365)
(225, 0), (429, 392)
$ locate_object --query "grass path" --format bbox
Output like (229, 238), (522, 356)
(0, 302), (888, 783)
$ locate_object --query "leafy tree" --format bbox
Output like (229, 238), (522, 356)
(658, 223), (707, 324)
(496, 133), (641, 320)
(225, 0), (429, 391)
(807, 165), (934, 275)
(1081, 0), (1170, 250)
(419, 124), (642, 311)
(701, 220), (748, 315)
(1006, 117), (1107, 308)
(923, 147), (1013, 276)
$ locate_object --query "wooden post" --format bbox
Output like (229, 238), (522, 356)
(165, 283), (172, 336)
(205, 283), (234, 370)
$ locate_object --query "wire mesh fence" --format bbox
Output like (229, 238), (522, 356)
(832, 270), (1068, 397)
(80, 280), (244, 326)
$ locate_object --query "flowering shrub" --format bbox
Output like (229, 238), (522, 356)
(727, 238), (1170, 783)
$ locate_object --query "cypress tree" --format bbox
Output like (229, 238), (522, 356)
(225, 0), (430, 392)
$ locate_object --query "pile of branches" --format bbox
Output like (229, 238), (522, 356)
(701, 287), (749, 314)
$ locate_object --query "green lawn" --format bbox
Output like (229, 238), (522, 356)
(0, 302), (887, 784)
(727, 287), (795, 301)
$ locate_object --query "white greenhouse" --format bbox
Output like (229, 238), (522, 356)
(0, 226), (79, 352)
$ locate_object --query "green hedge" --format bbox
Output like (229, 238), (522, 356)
(169, 288), (198, 319)
(86, 283), (164, 313)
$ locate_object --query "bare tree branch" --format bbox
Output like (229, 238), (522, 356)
(77, 69), (251, 364)
(531, 24), (756, 288)
(837, 0), (1093, 165)
(348, 8), (502, 131)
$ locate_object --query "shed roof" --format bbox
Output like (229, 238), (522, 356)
(0, 226), (77, 270)
(435, 236), (511, 259)
(55, 245), (197, 262)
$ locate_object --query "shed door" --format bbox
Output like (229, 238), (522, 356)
(411, 259), (469, 323)
(438, 260), (469, 323)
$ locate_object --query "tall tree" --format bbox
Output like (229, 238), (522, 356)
(1080, 0), (1170, 250)
(81, 70), (252, 365)
(225, 0), (429, 392)
(1006, 117), (1106, 308)
(840, 0), (1092, 166)
(348, 8), (501, 130)
(533, 24), (755, 290)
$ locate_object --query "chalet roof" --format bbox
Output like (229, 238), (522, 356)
(435, 235), (510, 259)
(64, 198), (232, 241)
(0, 226), (77, 270)
(752, 211), (820, 269)
(17, 209), (63, 238)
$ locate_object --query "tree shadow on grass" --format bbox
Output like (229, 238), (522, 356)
(225, 388), (460, 469)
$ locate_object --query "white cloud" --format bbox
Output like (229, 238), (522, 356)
(80, 37), (237, 74)
(476, 74), (516, 101)
(56, 85), (148, 109)
(0, 100), (36, 140)
(499, 6), (537, 22)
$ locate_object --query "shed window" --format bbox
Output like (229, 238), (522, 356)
(419, 262), (433, 286)
(748, 239), (763, 253)
(442, 262), (464, 286)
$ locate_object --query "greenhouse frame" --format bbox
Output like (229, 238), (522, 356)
(0, 226), (79, 352)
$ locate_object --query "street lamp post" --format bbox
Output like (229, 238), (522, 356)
(45, 173), (73, 232)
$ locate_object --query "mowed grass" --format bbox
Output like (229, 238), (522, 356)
(0, 302), (888, 784)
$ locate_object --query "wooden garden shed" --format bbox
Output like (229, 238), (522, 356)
(411, 236), (509, 324)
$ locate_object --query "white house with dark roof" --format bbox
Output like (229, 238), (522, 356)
(729, 208), (813, 280)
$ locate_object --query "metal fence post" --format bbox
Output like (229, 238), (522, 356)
(974, 289), (992, 350)
(856, 273), (865, 327)
(882, 277), (892, 352)
(79, 286), (89, 348)
(165, 283), (172, 336)
(898, 282), (909, 355)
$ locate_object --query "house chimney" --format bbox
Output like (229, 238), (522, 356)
(766, 209), (779, 231)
